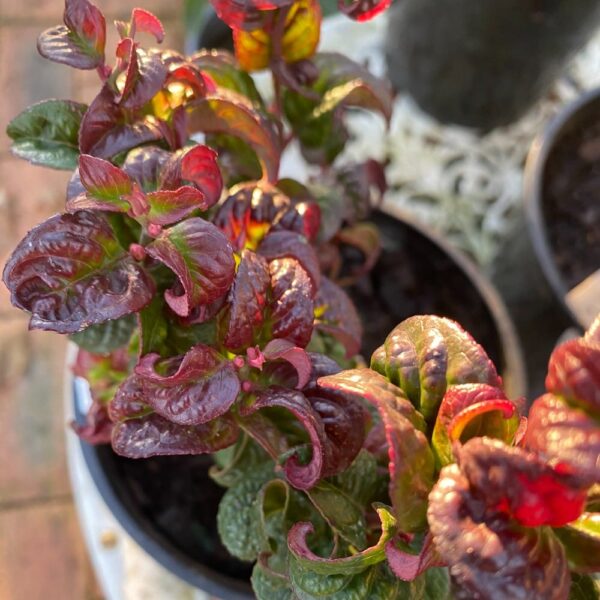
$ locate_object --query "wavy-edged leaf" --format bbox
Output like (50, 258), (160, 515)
(318, 368), (433, 531)
(210, 433), (270, 488)
(70, 314), (136, 353)
(73, 398), (113, 444)
(209, 0), (293, 31)
(233, 0), (321, 71)
(187, 89), (280, 183)
(526, 393), (600, 486)
(432, 383), (520, 467)
(268, 258), (315, 348)
(385, 532), (442, 581)
(314, 276), (362, 358)
(6, 100), (87, 170)
(457, 437), (587, 528)
(252, 563), (294, 600)
(555, 512), (600, 573)
(131, 344), (240, 425)
(220, 250), (270, 351)
(338, 0), (392, 22)
(2, 211), (154, 333)
(191, 50), (265, 107)
(73, 347), (129, 405)
(288, 505), (395, 575)
(428, 460), (571, 600)
(259, 230), (320, 290)
(263, 339), (311, 390)
(546, 337), (600, 418)
(79, 85), (164, 159)
(371, 315), (501, 423)
(37, 0), (106, 69)
(329, 449), (378, 507)
(146, 217), (235, 316)
(112, 412), (239, 458)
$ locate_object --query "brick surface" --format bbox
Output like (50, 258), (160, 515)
(0, 331), (70, 503)
(0, 501), (103, 600)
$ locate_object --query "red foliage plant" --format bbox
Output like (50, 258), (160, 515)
(4, 1), (600, 598)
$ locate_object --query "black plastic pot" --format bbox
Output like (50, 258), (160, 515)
(73, 208), (525, 597)
(385, 0), (600, 131)
(492, 88), (600, 396)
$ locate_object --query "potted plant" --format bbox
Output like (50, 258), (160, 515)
(5, 1), (600, 599)
(385, 0), (600, 130)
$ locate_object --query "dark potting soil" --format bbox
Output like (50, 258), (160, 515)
(542, 118), (600, 290)
(346, 212), (503, 368)
(98, 212), (503, 586)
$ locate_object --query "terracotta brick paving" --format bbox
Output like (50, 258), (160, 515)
(0, 1), (185, 598)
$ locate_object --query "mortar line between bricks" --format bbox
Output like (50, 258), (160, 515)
(0, 492), (73, 512)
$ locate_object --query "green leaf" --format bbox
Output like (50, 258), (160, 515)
(139, 296), (169, 356)
(422, 567), (451, 600)
(216, 465), (274, 561)
(210, 434), (271, 488)
(6, 100), (87, 169)
(371, 315), (501, 423)
(329, 449), (379, 507)
(70, 314), (136, 353)
(569, 573), (600, 600)
(307, 482), (366, 550)
(251, 563), (294, 600)
(555, 513), (600, 573)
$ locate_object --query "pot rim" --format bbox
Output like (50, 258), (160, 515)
(523, 86), (600, 330)
(72, 383), (255, 600)
(380, 200), (527, 398)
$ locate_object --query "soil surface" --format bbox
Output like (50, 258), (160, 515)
(543, 119), (600, 290)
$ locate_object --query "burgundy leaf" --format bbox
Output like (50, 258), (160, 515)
(209, 0), (293, 31)
(79, 85), (163, 159)
(119, 48), (168, 110)
(525, 393), (600, 486)
(432, 383), (520, 467)
(314, 276), (362, 358)
(263, 339), (312, 389)
(187, 90), (280, 183)
(129, 8), (165, 42)
(146, 218), (235, 316)
(133, 344), (241, 425)
(545, 337), (600, 417)
(122, 146), (172, 192)
(112, 412), (239, 458)
(338, 0), (392, 22)
(160, 145), (223, 209)
(385, 532), (443, 581)
(2, 211), (154, 333)
(268, 257), (315, 348)
(258, 230), (320, 290)
(318, 368), (433, 532)
(428, 460), (571, 600)
(220, 250), (270, 351)
(78, 153), (132, 210)
(145, 186), (207, 226)
(459, 438), (587, 528)
(72, 400), (113, 445)
(371, 315), (501, 423)
(109, 374), (150, 421)
(37, 0), (106, 70)
(240, 385), (365, 489)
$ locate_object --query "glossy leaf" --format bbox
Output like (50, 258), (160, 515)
(233, 0), (321, 71)
(268, 258), (315, 348)
(432, 383), (520, 467)
(329, 449), (378, 507)
(526, 393), (600, 486)
(210, 433), (270, 488)
(122, 146), (171, 192)
(187, 90), (280, 183)
(209, 0), (293, 31)
(385, 532), (442, 581)
(428, 460), (571, 600)
(79, 85), (164, 159)
(263, 339), (312, 390)
(314, 276), (362, 358)
(73, 399), (113, 444)
(252, 563), (294, 600)
(371, 315), (501, 423)
(6, 100), (87, 170)
(546, 337), (600, 418)
(117, 48), (168, 111)
(131, 344), (241, 425)
(70, 314), (136, 353)
(338, 0), (392, 22)
(2, 211), (154, 333)
(318, 368), (433, 531)
(112, 412), (239, 457)
(146, 218), (235, 316)
(288, 505), (395, 575)
(259, 230), (320, 290)
(38, 0), (106, 69)
(126, 8), (165, 42)
(555, 513), (600, 573)
(145, 186), (207, 226)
